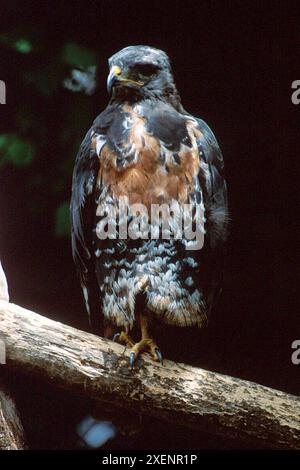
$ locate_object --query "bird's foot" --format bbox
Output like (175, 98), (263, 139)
(129, 338), (163, 369)
(114, 332), (163, 369)
(113, 331), (135, 348)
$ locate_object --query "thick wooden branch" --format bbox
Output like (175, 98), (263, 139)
(0, 300), (299, 449)
(0, 263), (26, 449)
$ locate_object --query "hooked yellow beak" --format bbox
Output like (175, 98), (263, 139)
(107, 65), (144, 94)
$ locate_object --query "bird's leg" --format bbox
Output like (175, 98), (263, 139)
(129, 313), (163, 368)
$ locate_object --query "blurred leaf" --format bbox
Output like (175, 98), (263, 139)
(0, 134), (35, 167)
(55, 201), (70, 238)
(0, 34), (33, 53)
(62, 42), (97, 67)
(14, 38), (32, 54)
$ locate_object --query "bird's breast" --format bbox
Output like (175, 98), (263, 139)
(94, 104), (201, 209)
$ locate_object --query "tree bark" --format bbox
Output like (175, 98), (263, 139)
(0, 300), (299, 449)
(0, 382), (27, 450)
(0, 264), (27, 450)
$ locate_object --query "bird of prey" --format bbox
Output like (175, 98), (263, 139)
(71, 45), (228, 367)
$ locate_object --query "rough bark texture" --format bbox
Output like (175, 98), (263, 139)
(0, 300), (299, 449)
(0, 381), (27, 450)
(0, 264), (26, 449)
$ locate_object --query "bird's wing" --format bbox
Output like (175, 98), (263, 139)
(70, 124), (103, 327)
(195, 117), (228, 248)
(192, 117), (229, 311)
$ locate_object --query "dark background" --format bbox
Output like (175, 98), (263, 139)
(0, 0), (298, 449)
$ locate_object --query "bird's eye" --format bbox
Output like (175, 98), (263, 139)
(134, 63), (159, 77)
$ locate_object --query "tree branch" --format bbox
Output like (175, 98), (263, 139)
(0, 263), (27, 449)
(0, 301), (299, 449)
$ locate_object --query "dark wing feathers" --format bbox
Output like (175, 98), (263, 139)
(71, 129), (97, 279)
(146, 107), (190, 151)
(195, 117), (228, 248)
(196, 118), (224, 171)
(194, 117), (228, 311)
(71, 127), (104, 329)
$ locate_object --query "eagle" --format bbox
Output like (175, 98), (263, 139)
(71, 46), (228, 368)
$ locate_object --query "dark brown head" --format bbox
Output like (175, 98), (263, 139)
(107, 45), (180, 106)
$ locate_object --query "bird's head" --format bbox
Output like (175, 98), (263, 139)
(107, 45), (178, 103)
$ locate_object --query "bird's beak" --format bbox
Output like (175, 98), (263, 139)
(107, 65), (122, 94)
(107, 65), (144, 94)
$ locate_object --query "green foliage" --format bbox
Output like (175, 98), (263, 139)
(55, 201), (71, 238)
(62, 42), (97, 67)
(0, 134), (35, 167)
(0, 34), (33, 53)
(14, 38), (32, 54)
(0, 31), (96, 239)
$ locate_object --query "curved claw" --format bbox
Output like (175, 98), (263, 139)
(130, 351), (136, 369)
(155, 348), (163, 364)
(113, 332), (121, 342)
